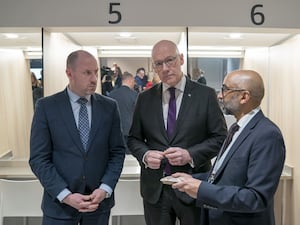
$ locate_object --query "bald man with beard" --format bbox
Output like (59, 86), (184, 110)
(172, 70), (286, 225)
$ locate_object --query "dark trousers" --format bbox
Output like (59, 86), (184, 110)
(42, 211), (110, 225)
(143, 185), (200, 225)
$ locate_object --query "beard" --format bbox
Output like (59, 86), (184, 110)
(219, 100), (235, 116)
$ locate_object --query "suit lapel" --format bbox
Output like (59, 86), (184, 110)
(58, 89), (84, 152)
(214, 111), (264, 179)
(171, 78), (194, 141)
(154, 84), (169, 140)
(87, 94), (102, 150)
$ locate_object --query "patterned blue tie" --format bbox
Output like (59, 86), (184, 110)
(165, 87), (176, 175)
(77, 98), (90, 151)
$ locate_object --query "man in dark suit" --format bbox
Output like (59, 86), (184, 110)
(109, 71), (138, 154)
(127, 40), (227, 225)
(29, 50), (126, 225)
(172, 70), (286, 225)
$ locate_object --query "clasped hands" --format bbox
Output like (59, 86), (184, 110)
(63, 188), (107, 212)
(144, 147), (192, 169)
(145, 147), (201, 199)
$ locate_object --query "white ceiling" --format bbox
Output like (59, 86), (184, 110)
(0, 27), (298, 53)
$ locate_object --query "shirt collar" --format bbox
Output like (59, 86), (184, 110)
(237, 106), (260, 129)
(67, 86), (91, 103)
(162, 74), (186, 94)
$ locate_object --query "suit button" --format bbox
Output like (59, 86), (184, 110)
(82, 176), (86, 180)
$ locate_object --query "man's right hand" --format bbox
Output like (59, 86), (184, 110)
(144, 150), (165, 169)
(63, 193), (99, 212)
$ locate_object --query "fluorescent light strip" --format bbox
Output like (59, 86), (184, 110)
(26, 51), (43, 56)
(189, 46), (244, 51)
(99, 46), (152, 50)
(26, 47), (42, 51)
(188, 51), (244, 58)
(99, 50), (151, 55)
(0, 48), (21, 53)
(4, 33), (19, 39)
(189, 51), (242, 55)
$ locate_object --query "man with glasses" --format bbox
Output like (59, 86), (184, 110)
(128, 40), (227, 225)
(172, 70), (286, 225)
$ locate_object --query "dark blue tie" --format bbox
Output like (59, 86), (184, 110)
(77, 98), (90, 151)
(220, 122), (239, 156)
(165, 87), (176, 175)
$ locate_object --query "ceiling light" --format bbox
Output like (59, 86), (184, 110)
(0, 48), (20, 53)
(119, 32), (132, 38)
(4, 33), (19, 39)
(26, 47), (42, 52)
(228, 33), (242, 39)
(188, 50), (244, 58)
(189, 46), (244, 51)
(99, 45), (152, 50)
(98, 49), (151, 57)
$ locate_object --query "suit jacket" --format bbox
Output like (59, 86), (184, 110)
(195, 110), (286, 225)
(29, 89), (126, 219)
(128, 77), (227, 204)
(108, 85), (138, 136)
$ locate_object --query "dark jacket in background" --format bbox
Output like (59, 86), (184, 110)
(109, 85), (138, 153)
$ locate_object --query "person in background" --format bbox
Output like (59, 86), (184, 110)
(113, 66), (123, 89)
(152, 72), (161, 85)
(192, 68), (207, 85)
(128, 40), (227, 225)
(145, 72), (161, 90)
(31, 71), (43, 109)
(101, 72), (113, 96)
(135, 67), (147, 92)
(172, 69), (286, 225)
(109, 71), (138, 154)
(197, 71), (206, 85)
(29, 50), (125, 225)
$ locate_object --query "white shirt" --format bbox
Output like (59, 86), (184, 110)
(211, 107), (261, 176)
(162, 75), (186, 130)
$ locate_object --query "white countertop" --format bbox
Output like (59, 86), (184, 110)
(0, 155), (141, 179)
(0, 156), (293, 180)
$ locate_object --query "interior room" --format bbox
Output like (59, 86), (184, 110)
(0, 26), (298, 225)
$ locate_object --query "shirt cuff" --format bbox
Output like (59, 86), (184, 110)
(57, 188), (71, 202)
(100, 183), (112, 197)
(189, 158), (195, 168)
(142, 152), (149, 168)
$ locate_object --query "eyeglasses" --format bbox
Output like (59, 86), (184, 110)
(153, 56), (178, 70)
(221, 85), (247, 97)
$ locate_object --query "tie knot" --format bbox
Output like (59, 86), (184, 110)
(168, 87), (176, 97)
(229, 122), (239, 134)
(77, 98), (88, 105)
